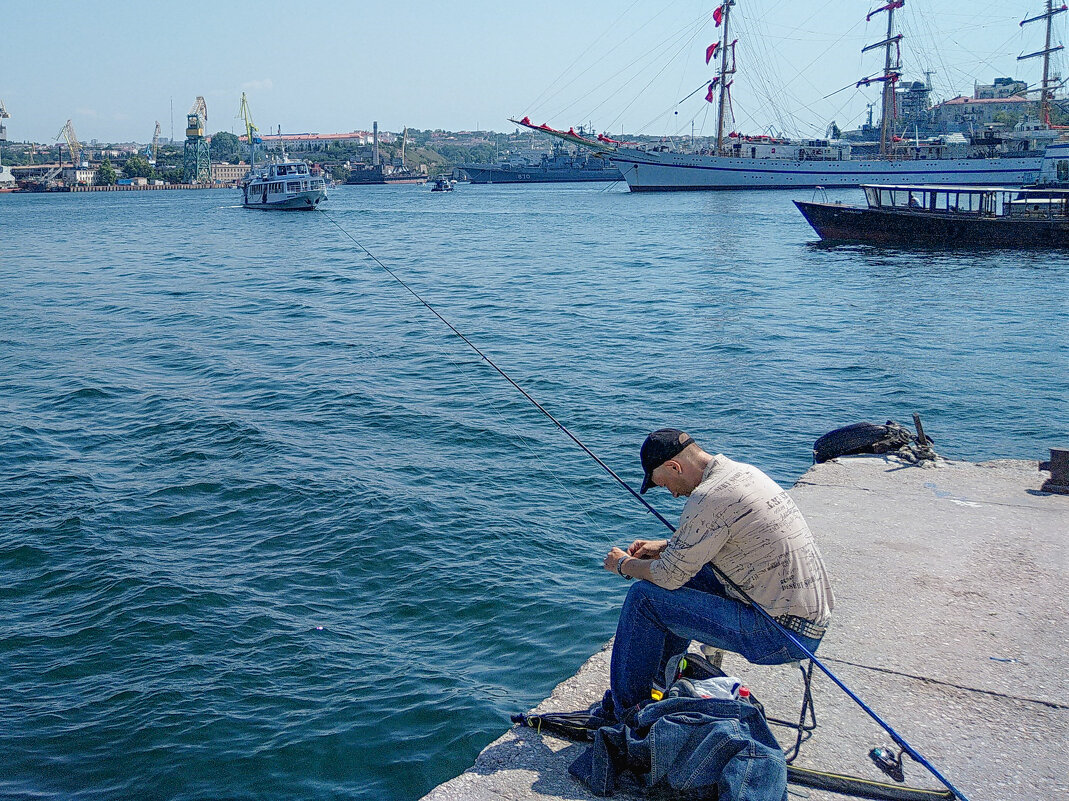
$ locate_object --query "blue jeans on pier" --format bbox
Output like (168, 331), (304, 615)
(609, 564), (822, 719)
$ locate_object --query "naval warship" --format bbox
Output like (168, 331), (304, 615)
(460, 143), (622, 184)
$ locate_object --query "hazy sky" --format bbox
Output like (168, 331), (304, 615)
(1, 1), (1063, 144)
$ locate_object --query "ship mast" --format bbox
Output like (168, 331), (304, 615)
(880, 7), (896, 155)
(715, 1), (736, 154)
(861, 2), (904, 157)
(1018, 0), (1067, 128)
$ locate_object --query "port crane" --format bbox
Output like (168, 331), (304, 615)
(183, 96), (210, 183)
(148, 121), (161, 164)
(56, 119), (81, 168)
(238, 92), (261, 166)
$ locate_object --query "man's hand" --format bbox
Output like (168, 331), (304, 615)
(628, 539), (669, 559)
(604, 546), (628, 574)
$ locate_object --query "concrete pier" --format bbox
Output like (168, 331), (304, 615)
(421, 455), (1068, 801)
(68, 183), (220, 192)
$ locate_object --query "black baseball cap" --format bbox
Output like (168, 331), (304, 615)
(640, 428), (695, 493)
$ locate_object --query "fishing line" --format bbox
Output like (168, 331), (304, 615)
(316, 210), (972, 801)
(316, 212), (625, 556)
(316, 210), (672, 518)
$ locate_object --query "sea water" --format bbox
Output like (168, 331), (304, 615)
(1, 184), (1065, 800)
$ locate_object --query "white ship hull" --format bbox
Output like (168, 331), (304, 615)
(609, 149), (1045, 191)
(243, 187), (326, 210)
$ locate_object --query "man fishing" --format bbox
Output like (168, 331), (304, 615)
(602, 428), (834, 719)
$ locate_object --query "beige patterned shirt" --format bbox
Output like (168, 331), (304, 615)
(648, 455), (834, 626)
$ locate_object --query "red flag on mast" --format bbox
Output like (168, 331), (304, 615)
(705, 78), (720, 102)
(713, 6), (724, 26)
(705, 42), (720, 63)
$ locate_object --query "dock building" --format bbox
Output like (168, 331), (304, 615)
(210, 161), (250, 185)
(930, 94), (1036, 132)
(975, 77), (1030, 99)
(62, 166), (97, 186)
(245, 131), (392, 153)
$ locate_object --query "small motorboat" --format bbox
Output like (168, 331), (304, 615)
(430, 176), (454, 192)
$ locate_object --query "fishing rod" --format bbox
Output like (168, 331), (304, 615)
(317, 210), (972, 801)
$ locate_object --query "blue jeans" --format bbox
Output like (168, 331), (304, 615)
(610, 565), (822, 718)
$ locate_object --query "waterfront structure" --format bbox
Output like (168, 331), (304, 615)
(975, 77), (1030, 99)
(62, 166), (97, 186)
(210, 162), (250, 185)
(254, 130), (388, 152)
(256, 130), (378, 149)
(930, 95), (1036, 133)
(343, 121), (427, 184)
(183, 97), (211, 184)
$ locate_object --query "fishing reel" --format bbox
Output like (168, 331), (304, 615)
(869, 745), (906, 782)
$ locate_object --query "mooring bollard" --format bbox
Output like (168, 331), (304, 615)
(1039, 448), (1069, 494)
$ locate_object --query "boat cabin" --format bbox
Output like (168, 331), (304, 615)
(861, 184), (1069, 218)
(268, 163), (309, 178)
(726, 136), (852, 161)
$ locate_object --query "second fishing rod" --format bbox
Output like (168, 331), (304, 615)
(317, 209), (972, 801)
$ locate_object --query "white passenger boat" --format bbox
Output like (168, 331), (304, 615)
(237, 92), (327, 210)
(241, 161), (327, 210)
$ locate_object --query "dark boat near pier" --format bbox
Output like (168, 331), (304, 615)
(795, 183), (1069, 247)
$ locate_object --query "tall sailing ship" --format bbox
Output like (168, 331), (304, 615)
(515, 1), (1066, 191)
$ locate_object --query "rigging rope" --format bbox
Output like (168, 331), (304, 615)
(525, 0), (645, 119)
(314, 211), (974, 801)
(602, 14), (709, 132)
(547, 8), (713, 128)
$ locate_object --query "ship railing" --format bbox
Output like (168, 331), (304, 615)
(864, 184), (1069, 219)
